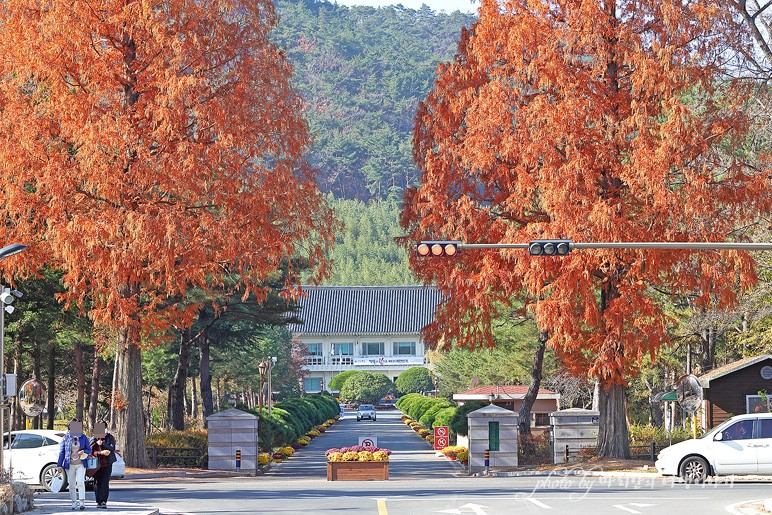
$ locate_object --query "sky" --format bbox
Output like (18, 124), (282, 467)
(333, 0), (479, 14)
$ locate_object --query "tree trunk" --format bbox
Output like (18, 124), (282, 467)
(596, 382), (630, 458)
(33, 340), (42, 429)
(191, 376), (199, 426)
(74, 339), (86, 421)
(114, 327), (149, 468)
(518, 330), (548, 436)
(88, 353), (101, 429)
(168, 327), (193, 430)
(47, 341), (56, 430)
(199, 334), (213, 425)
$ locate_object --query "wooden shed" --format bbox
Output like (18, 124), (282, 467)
(699, 354), (772, 428)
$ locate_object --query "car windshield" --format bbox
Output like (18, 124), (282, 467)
(359, 405), (374, 410)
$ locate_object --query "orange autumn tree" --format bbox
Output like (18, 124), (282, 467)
(0, 0), (334, 465)
(402, 0), (771, 457)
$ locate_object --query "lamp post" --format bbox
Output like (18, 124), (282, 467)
(257, 361), (268, 413)
(267, 357), (277, 414)
(0, 243), (26, 474)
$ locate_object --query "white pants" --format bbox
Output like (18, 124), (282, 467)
(66, 463), (86, 502)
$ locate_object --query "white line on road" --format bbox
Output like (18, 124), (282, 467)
(524, 498), (552, 509)
(613, 505), (643, 514)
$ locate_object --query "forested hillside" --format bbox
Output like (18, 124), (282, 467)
(323, 198), (417, 285)
(274, 0), (475, 202)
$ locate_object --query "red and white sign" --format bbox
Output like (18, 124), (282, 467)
(359, 437), (378, 448)
(434, 426), (449, 450)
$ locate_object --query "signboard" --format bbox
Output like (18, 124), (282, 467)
(434, 426), (449, 450)
(359, 436), (378, 448)
(353, 356), (425, 366)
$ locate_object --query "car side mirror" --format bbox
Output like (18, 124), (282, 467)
(713, 432), (723, 441)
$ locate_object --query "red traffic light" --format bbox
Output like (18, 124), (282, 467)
(416, 241), (461, 257)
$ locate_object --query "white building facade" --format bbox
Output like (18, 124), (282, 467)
(290, 286), (443, 393)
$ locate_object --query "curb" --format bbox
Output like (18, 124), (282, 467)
(474, 469), (658, 478)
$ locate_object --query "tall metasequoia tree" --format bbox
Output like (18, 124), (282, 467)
(0, 0), (334, 466)
(403, 0), (771, 457)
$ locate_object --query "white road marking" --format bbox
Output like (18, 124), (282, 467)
(524, 498), (552, 508)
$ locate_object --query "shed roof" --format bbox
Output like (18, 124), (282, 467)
(453, 385), (560, 401)
(289, 285), (443, 336)
(698, 354), (772, 388)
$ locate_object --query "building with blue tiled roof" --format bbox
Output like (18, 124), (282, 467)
(290, 285), (443, 392)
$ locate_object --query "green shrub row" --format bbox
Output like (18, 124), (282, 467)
(251, 393), (339, 451)
(396, 393), (456, 429)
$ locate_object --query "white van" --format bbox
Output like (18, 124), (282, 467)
(655, 413), (772, 482)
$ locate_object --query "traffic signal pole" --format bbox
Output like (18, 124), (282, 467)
(419, 241), (772, 253)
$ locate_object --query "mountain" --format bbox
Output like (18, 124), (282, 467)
(274, 0), (476, 202)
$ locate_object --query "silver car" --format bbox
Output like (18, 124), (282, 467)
(356, 404), (377, 422)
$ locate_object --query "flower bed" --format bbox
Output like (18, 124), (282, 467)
(325, 446), (391, 480)
(325, 446), (391, 462)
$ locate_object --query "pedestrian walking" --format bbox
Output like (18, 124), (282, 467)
(90, 421), (117, 509)
(57, 419), (92, 510)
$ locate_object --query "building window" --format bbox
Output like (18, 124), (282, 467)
(305, 343), (323, 365)
(305, 377), (322, 392)
(746, 394), (772, 414)
(332, 343), (353, 355)
(488, 421), (500, 451)
(331, 343), (354, 365)
(393, 341), (416, 356)
(363, 342), (384, 356)
(534, 413), (550, 427)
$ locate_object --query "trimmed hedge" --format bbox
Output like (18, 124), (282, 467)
(251, 393), (339, 451)
(449, 400), (487, 436)
(418, 399), (455, 427)
(397, 393), (457, 430)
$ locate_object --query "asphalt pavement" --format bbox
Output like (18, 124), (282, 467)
(30, 497), (158, 515)
(26, 409), (772, 514)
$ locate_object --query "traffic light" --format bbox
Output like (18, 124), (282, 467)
(528, 239), (573, 256)
(416, 240), (461, 257)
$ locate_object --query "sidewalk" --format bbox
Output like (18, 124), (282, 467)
(32, 498), (158, 515)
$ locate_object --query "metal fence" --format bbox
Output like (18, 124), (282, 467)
(146, 445), (207, 468)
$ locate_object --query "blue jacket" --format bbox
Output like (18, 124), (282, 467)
(57, 433), (92, 470)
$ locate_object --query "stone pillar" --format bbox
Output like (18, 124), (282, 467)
(549, 408), (600, 464)
(206, 408), (258, 473)
(467, 404), (518, 474)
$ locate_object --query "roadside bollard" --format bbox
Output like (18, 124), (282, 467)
(484, 449), (490, 476)
(236, 449), (241, 472)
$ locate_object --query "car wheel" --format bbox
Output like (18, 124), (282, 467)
(41, 464), (67, 492)
(357, 418), (361, 421)
(680, 456), (709, 483)
(373, 417), (377, 421)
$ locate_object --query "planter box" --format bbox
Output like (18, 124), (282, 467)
(327, 461), (389, 481)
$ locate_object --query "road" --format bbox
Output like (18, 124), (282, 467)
(35, 410), (771, 515)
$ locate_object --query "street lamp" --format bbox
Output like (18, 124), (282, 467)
(267, 357), (277, 414)
(488, 393), (496, 404)
(0, 243), (26, 474)
(257, 361), (268, 412)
